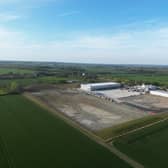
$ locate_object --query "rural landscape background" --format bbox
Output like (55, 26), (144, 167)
(0, 62), (167, 167)
(1, 0), (168, 167)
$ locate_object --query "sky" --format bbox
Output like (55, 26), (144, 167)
(0, 0), (168, 64)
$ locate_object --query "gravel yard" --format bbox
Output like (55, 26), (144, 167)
(30, 88), (148, 131)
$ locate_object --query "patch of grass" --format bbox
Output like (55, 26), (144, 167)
(0, 76), (67, 87)
(0, 95), (131, 168)
(96, 113), (168, 140)
(114, 118), (168, 168)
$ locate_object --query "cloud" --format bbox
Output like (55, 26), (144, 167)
(58, 10), (80, 17)
(0, 0), (60, 9)
(0, 13), (21, 22)
(0, 27), (25, 48)
(0, 22), (168, 64)
(0, 0), (57, 4)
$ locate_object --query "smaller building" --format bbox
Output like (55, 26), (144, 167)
(147, 85), (158, 91)
(150, 90), (168, 98)
(80, 82), (121, 91)
(130, 84), (157, 93)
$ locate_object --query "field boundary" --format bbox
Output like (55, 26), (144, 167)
(24, 92), (144, 168)
(106, 117), (168, 143)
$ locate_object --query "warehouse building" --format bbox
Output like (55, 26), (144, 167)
(150, 90), (168, 98)
(80, 82), (121, 91)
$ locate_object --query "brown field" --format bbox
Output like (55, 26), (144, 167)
(27, 85), (148, 131)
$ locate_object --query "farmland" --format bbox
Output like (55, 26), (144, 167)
(0, 68), (34, 74)
(96, 113), (168, 140)
(84, 64), (168, 87)
(1, 62), (168, 93)
(0, 95), (131, 168)
(114, 118), (168, 168)
(1, 62), (168, 167)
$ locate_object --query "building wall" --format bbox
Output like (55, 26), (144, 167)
(80, 83), (121, 91)
(81, 84), (91, 91)
(90, 84), (121, 91)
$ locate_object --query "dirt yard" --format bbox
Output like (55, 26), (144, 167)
(27, 86), (148, 131)
(121, 94), (168, 112)
(93, 89), (140, 99)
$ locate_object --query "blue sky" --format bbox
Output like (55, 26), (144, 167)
(0, 0), (168, 64)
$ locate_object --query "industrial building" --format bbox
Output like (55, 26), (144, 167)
(130, 84), (157, 93)
(150, 90), (168, 98)
(80, 82), (121, 91)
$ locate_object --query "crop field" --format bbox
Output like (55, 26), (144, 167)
(114, 118), (168, 168)
(0, 76), (67, 87)
(0, 68), (34, 74)
(96, 113), (168, 140)
(86, 65), (168, 87)
(0, 95), (131, 168)
(108, 73), (168, 86)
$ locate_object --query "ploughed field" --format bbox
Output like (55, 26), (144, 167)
(114, 119), (168, 168)
(0, 95), (131, 168)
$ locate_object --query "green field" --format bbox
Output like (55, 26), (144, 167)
(0, 68), (34, 74)
(1, 64), (168, 88)
(114, 119), (168, 168)
(0, 95), (131, 168)
(0, 76), (68, 95)
(85, 65), (168, 87)
(96, 113), (168, 140)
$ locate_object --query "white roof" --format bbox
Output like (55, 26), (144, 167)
(82, 82), (120, 87)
